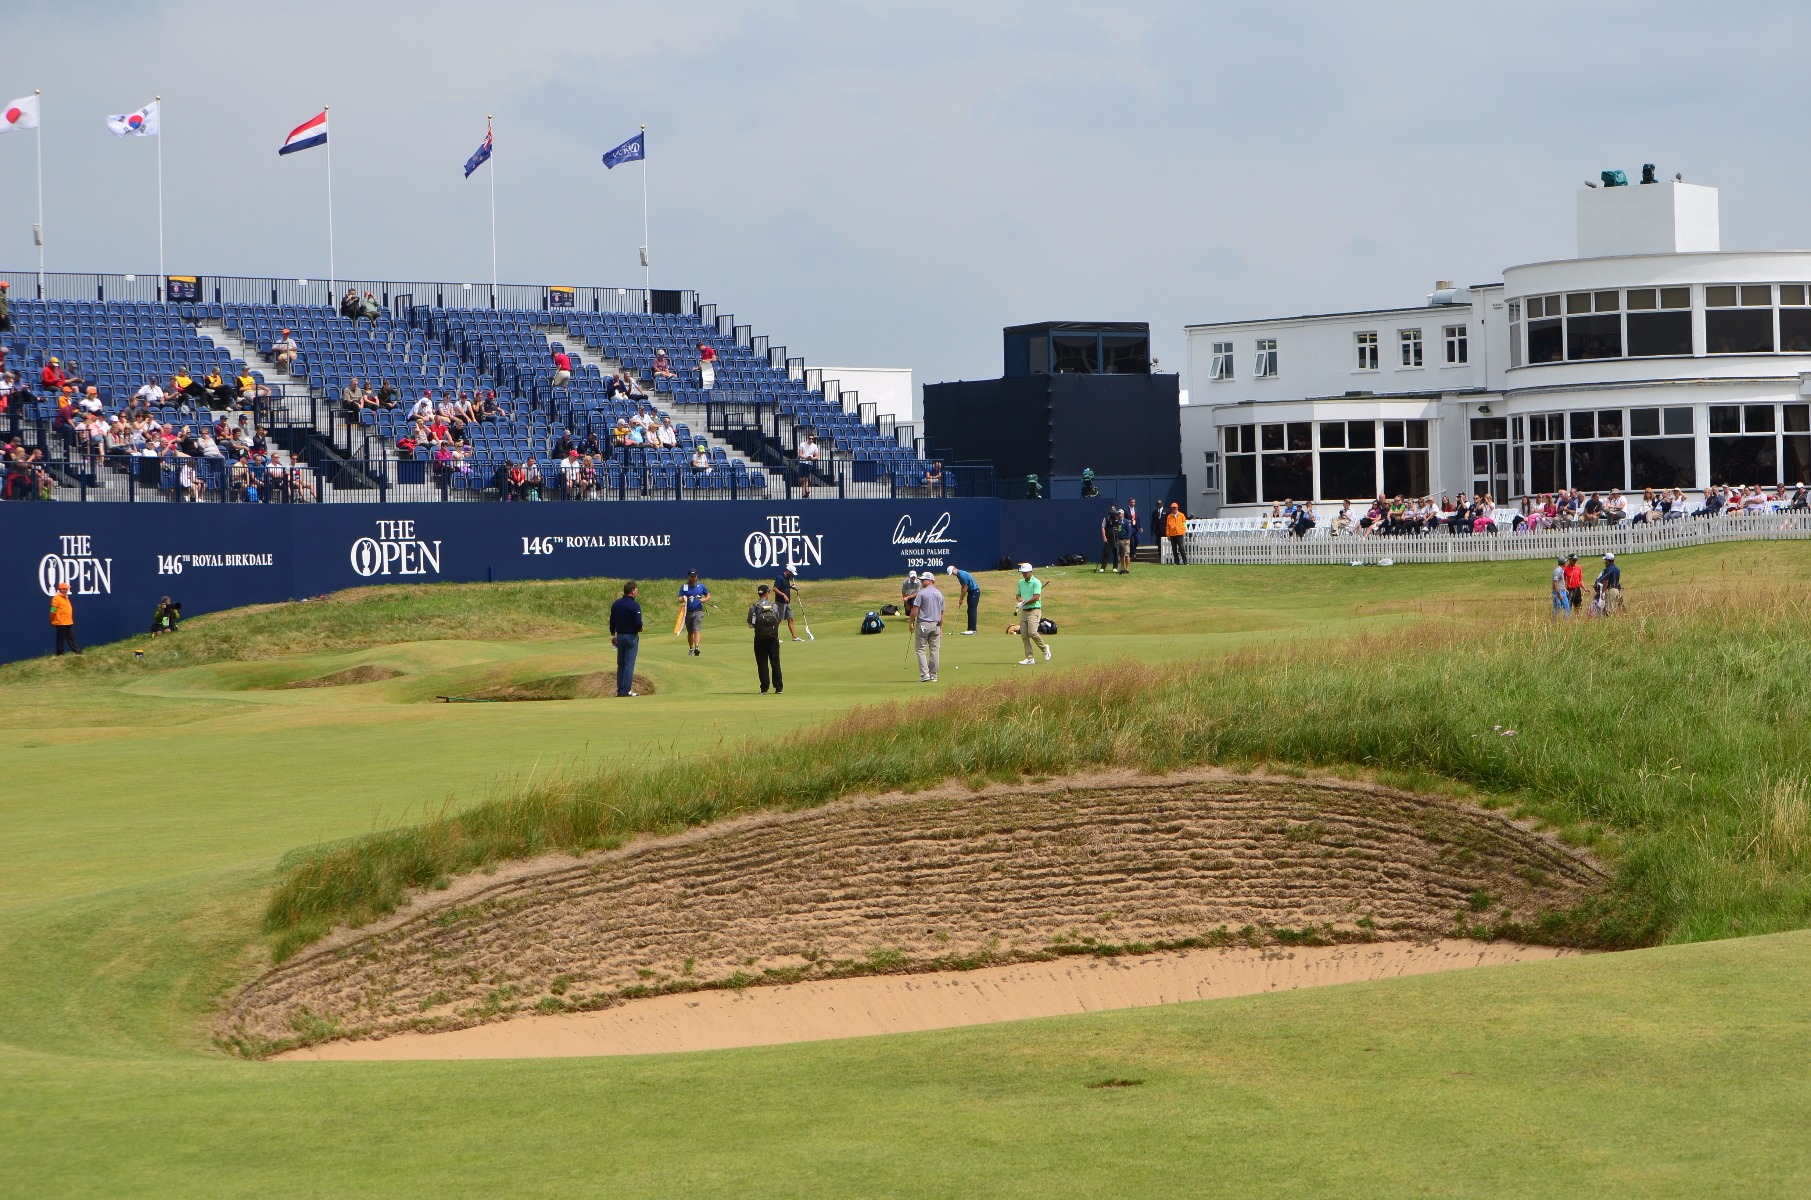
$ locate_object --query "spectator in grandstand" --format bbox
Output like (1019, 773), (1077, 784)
(521, 456), (543, 501)
(679, 570), (710, 656)
(655, 416), (678, 448)
(559, 451), (581, 496)
(40, 357), (68, 392)
(551, 428), (576, 459)
(925, 460), (944, 494)
(626, 420), (646, 447)
(551, 348), (571, 388)
(431, 441), (454, 478)
(653, 348), (677, 379)
(229, 457), (251, 501)
(609, 580), (643, 697)
(1164, 501), (1188, 562)
(236, 367), (257, 405)
(696, 341), (717, 390)
(409, 389), (434, 421)
(270, 329), (298, 371)
(134, 379), (165, 408)
(579, 427), (602, 457)
(359, 291), (381, 324)
(0, 280), (9, 332)
(478, 391), (501, 421)
(630, 405), (651, 430)
(197, 428), (224, 459)
(375, 379), (398, 408)
(178, 457), (205, 502)
(690, 443), (711, 474)
(341, 377), (368, 420)
(202, 368), (233, 407)
(579, 453), (600, 497)
(796, 434), (820, 496)
(620, 370), (646, 400)
(613, 417), (632, 447)
(1604, 490), (1628, 524)
(339, 287), (360, 318)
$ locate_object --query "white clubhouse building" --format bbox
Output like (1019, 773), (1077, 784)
(1181, 178), (1811, 514)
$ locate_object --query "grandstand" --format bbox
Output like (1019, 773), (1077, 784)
(0, 277), (944, 503)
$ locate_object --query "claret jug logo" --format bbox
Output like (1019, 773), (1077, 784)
(350, 519), (442, 577)
(744, 514), (824, 570)
(39, 535), (112, 595)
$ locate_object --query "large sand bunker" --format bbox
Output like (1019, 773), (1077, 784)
(227, 773), (1606, 1055)
(285, 940), (1578, 1060)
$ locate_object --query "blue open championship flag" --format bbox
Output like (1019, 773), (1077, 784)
(464, 125), (493, 178)
(602, 130), (644, 169)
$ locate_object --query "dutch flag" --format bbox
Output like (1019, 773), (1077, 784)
(279, 111), (327, 156)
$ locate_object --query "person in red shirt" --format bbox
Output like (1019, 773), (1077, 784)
(1563, 554), (1584, 611)
(551, 350), (571, 388)
(40, 357), (67, 393)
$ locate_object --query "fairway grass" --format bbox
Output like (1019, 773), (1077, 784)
(3, 543), (1811, 1195)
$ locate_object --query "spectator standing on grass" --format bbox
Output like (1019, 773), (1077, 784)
(1550, 557), (1572, 621)
(1563, 554), (1584, 612)
(946, 564), (980, 634)
(912, 571), (945, 683)
(678, 570), (710, 656)
(1014, 563), (1051, 666)
(50, 581), (79, 655)
(1164, 502), (1188, 564)
(1596, 553), (1623, 616)
(748, 584), (784, 694)
(609, 581), (643, 697)
(1125, 498), (1141, 560)
(900, 569), (921, 624)
(1099, 505), (1121, 573)
(772, 565), (803, 642)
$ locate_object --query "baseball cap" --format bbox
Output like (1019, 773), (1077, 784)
(1018, 562), (1033, 572)
(56, 581), (69, 592)
(919, 571), (935, 580)
(1604, 552), (1615, 560)
(946, 565), (957, 575)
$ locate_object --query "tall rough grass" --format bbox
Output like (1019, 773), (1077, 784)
(264, 590), (1811, 960)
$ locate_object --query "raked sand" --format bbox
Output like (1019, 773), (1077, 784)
(283, 939), (1577, 1062)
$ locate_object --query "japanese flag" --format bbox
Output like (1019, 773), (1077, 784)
(0, 95), (39, 133)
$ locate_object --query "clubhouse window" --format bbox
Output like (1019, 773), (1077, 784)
(1705, 285), (1775, 355)
(1625, 287), (1693, 357)
(1222, 423), (1256, 504)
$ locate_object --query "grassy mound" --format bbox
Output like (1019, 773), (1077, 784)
(281, 664), (407, 689)
(263, 589), (1811, 961)
(465, 671), (656, 701)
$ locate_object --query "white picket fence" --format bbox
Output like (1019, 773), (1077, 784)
(1168, 512), (1811, 565)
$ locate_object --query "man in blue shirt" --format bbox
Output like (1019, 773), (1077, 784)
(609, 580), (644, 697)
(771, 565), (802, 642)
(678, 569), (710, 656)
(945, 564), (981, 635)
(1595, 553), (1623, 616)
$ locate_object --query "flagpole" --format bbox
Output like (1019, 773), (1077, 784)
(487, 115), (497, 306)
(639, 124), (650, 304)
(155, 94), (164, 292)
(324, 104), (335, 302)
(34, 89), (44, 298)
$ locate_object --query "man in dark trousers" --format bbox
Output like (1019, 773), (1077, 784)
(946, 564), (981, 634)
(609, 580), (643, 697)
(1099, 505), (1121, 572)
(748, 584), (784, 694)
(50, 581), (79, 656)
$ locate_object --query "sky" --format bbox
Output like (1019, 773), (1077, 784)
(5, 1), (1811, 399)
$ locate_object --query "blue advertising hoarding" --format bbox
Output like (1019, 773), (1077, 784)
(0, 499), (1104, 663)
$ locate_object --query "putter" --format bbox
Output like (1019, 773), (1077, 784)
(796, 599), (814, 641)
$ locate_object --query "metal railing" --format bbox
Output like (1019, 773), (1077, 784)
(1168, 511), (1811, 564)
(0, 268), (695, 315)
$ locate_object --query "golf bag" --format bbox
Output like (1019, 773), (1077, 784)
(859, 611), (886, 634)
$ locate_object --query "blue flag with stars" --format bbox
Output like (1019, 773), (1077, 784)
(464, 126), (493, 178)
(602, 130), (644, 170)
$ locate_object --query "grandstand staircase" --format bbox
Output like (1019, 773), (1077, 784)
(536, 325), (786, 497)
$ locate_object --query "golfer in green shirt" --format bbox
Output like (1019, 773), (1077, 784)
(1014, 562), (1050, 665)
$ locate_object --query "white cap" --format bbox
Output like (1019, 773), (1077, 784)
(920, 571), (936, 580)
(1018, 562), (1034, 572)
(946, 565), (957, 575)
(1604, 552), (1615, 560)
